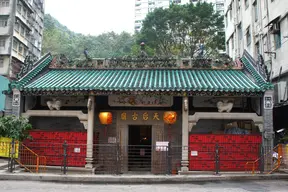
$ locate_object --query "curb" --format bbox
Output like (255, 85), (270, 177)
(0, 173), (288, 184)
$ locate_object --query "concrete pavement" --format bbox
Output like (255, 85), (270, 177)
(1, 180), (288, 192)
(0, 171), (288, 184)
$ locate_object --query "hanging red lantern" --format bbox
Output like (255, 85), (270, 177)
(163, 111), (177, 125)
(99, 112), (112, 136)
(163, 111), (177, 141)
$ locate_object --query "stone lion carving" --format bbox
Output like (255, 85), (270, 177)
(47, 98), (62, 110)
(217, 100), (233, 113)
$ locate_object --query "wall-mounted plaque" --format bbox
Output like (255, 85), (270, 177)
(108, 95), (173, 107)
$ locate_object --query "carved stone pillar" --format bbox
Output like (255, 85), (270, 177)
(85, 95), (95, 169)
(181, 96), (189, 172)
(262, 90), (274, 172)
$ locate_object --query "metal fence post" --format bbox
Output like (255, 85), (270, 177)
(167, 142), (172, 175)
(215, 143), (219, 175)
(63, 141), (68, 174)
(260, 145), (264, 174)
(9, 139), (15, 173)
(116, 143), (120, 175)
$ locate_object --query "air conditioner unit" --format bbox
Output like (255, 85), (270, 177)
(274, 81), (287, 103)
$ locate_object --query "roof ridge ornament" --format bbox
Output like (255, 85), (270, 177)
(17, 54), (38, 79)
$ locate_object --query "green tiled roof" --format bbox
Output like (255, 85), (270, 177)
(22, 69), (263, 92)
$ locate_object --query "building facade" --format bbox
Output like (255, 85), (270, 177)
(224, 0), (288, 135)
(0, 0), (45, 79)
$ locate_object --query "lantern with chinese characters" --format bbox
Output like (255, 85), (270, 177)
(99, 112), (112, 136)
(163, 111), (177, 141)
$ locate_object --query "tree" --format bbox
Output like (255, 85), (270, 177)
(42, 14), (136, 59)
(0, 116), (32, 141)
(140, 2), (225, 57)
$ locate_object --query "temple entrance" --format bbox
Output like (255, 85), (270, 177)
(128, 125), (152, 172)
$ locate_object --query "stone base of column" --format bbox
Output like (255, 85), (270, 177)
(85, 157), (94, 169)
(180, 160), (189, 172)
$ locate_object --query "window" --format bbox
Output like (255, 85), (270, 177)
(229, 8), (232, 21)
(245, 0), (249, 9)
(0, 38), (5, 47)
(17, 3), (22, 13)
(253, 0), (258, 22)
(24, 48), (27, 56)
(18, 44), (23, 54)
(0, 57), (4, 68)
(246, 27), (251, 46)
(20, 26), (25, 36)
(22, 7), (27, 18)
(0, 19), (8, 27)
(0, 0), (9, 7)
(15, 22), (19, 31)
(238, 23), (243, 40)
(274, 23), (281, 49)
(231, 34), (234, 49)
(255, 42), (260, 55)
(13, 39), (18, 50)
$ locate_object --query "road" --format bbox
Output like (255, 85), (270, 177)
(0, 180), (288, 192)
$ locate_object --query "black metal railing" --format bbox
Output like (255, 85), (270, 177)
(3, 140), (267, 175)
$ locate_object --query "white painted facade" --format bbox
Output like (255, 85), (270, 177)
(224, 0), (288, 104)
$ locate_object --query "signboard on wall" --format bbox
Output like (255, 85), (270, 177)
(108, 95), (173, 107)
(264, 95), (273, 109)
(156, 141), (169, 151)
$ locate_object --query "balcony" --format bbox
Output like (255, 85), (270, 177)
(13, 31), (28, 47)
(15, 12), (32, 31)
(12, 49), (25, 63)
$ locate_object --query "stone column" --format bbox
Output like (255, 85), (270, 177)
(262, 90), (274, 172)
(181, 96), (189, 172)
(85, 95), (95, 169)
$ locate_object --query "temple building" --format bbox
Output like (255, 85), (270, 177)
(5, 49), (274, 174)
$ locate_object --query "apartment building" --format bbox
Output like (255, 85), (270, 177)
(0, 0), (45, 79)
(224, 0), (288, 132)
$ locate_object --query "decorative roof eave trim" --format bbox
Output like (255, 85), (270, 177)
(21, 90), (264, 97)
(13, 53), (53, 90)
(17, 53), (52, 82)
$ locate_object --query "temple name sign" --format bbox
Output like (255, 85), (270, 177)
(108, 95), (173, 107)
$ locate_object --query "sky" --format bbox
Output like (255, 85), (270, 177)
(45, 0), (135, 35)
